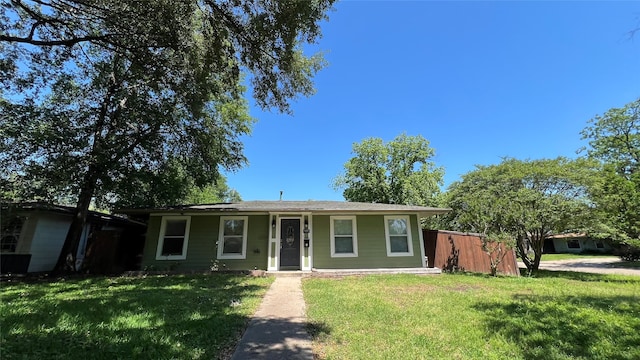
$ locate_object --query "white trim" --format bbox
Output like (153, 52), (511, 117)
(384, 215), (414, 257)
(418, 217), (427, 267)
(156, 216), (191, 260)
(217, 216), (249, 260)
(267, 213), (278, 271)
(304, 215), (313, 271)
(278, 216), (303, 268)
(330, 216), (358, 258)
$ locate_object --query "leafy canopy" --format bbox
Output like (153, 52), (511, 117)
(1, 0), (336, 208)
(1, 0), (335, 113)
(580, 98), (640, 249)
(445, 157), (596, 272)
(0, 0), (335, 272)
(333, 134), (444, 206)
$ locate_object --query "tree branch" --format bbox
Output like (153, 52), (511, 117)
(0, 33), (112, 47)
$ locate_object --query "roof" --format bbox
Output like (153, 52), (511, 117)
(1, 202), (145, 226)
(119, 200), (451, 217)
(546, 233), (587, 239)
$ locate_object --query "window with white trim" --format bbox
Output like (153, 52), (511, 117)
(217, 216), (248, 259)
(384, 216), (414, 256)
(330, 216), (358, 257)
(1, 215), (25, 253)
(156, 216), (190, 260)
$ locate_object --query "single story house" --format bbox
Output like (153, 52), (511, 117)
(1, 202), (146, 274)
(544, 233), (614, 254)
(122, 201), (450, 272)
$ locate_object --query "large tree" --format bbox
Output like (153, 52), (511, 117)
(445, 157), (596, 272)
(333, 134), (444, 206)
(1, 0), (334, 112)
(580, 98), (640, 257)
(0, 0), (335, 273)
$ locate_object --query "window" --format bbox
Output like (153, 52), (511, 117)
(595, 240), (605, 249)
(217, 216), (248, 259)
(384, 216), (414, 257)
(1, 215), (25, 253)
(156, 216), (190, 260)
(567, 239), (581, 249)
(330, 216), (358, 257)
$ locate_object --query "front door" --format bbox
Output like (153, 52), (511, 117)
(280, 219), (300, 269)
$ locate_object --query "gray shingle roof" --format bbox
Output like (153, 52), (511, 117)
(121, 201), (450, 217)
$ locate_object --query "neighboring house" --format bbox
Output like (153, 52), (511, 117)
(122, 201), (450, 272)
(544, 233), (614, 254)
(1, 203), (145, 274)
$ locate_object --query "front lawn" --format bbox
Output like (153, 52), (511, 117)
(304, 272), (640, 360)
(1, 274), (273, 360)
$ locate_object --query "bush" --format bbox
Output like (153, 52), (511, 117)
(613, 244), (640, 261)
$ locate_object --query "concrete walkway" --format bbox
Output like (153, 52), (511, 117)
(231, 276), (312, 360)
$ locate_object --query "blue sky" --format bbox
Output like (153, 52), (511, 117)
(225, 1), (640, 202)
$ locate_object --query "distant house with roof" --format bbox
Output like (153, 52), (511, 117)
(1, 203), (146, 274)
(121, 201), (450, 273)
(543, 233), (614, 254)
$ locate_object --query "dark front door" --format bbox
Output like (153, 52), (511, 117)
(280, 219), (300, 268)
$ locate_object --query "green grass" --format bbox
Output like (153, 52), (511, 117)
(540, 253), (618, 261)
(303, 272), (640, 360)
(612, 261), (640, 269)
(1, 274), (273, 360)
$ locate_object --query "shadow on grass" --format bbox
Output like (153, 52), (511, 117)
(610, 261), (640, 269)
(306, 320), (332, 339)
(2, 274), (269, 360)
(525, 269), (640, 284)
(473, 293), (640, 360)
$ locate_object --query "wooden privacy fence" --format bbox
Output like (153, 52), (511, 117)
(423, 230), (520, 276)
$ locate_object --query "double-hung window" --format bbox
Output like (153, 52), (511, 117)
(156, 216), (190, 260)
(1, 215), (25, 253)
(330, 216), (358, 257)
(217, 216), (248, 259)
(384, 215), (414, 257)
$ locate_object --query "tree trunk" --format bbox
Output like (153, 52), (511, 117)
(516, 236), (529, 265)
(52, 166), (100, 274)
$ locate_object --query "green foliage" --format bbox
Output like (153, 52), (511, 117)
(1, 274), (273, 359)
(580, 98), (640, 255)
(333, 133), (444, 206)
(1, 0), (335, 271)
(0, 0), (336, 208)
(0, 0), (335, 113)
(1, 56), (252, 209)
(580, 98), (640, 175)
(304, 273), (640, 360)
(445, 157), (597, 272)
(184, 177), (242, 205)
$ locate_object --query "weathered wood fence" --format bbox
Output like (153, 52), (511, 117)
(423, 230), (520, 276)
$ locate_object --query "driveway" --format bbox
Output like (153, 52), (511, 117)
(518, 257), (640, 276)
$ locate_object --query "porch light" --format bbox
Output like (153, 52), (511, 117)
(271, 216), (276, 229)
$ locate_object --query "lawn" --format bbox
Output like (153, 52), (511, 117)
(540, 253), (619, 261)
(1, 273), (273, 360)
(303, 272), (640, 360)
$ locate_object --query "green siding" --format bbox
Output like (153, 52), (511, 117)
(141, 215), (269, 271)
(141, 213), (425, 271)
(312, 214), (424, 269)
